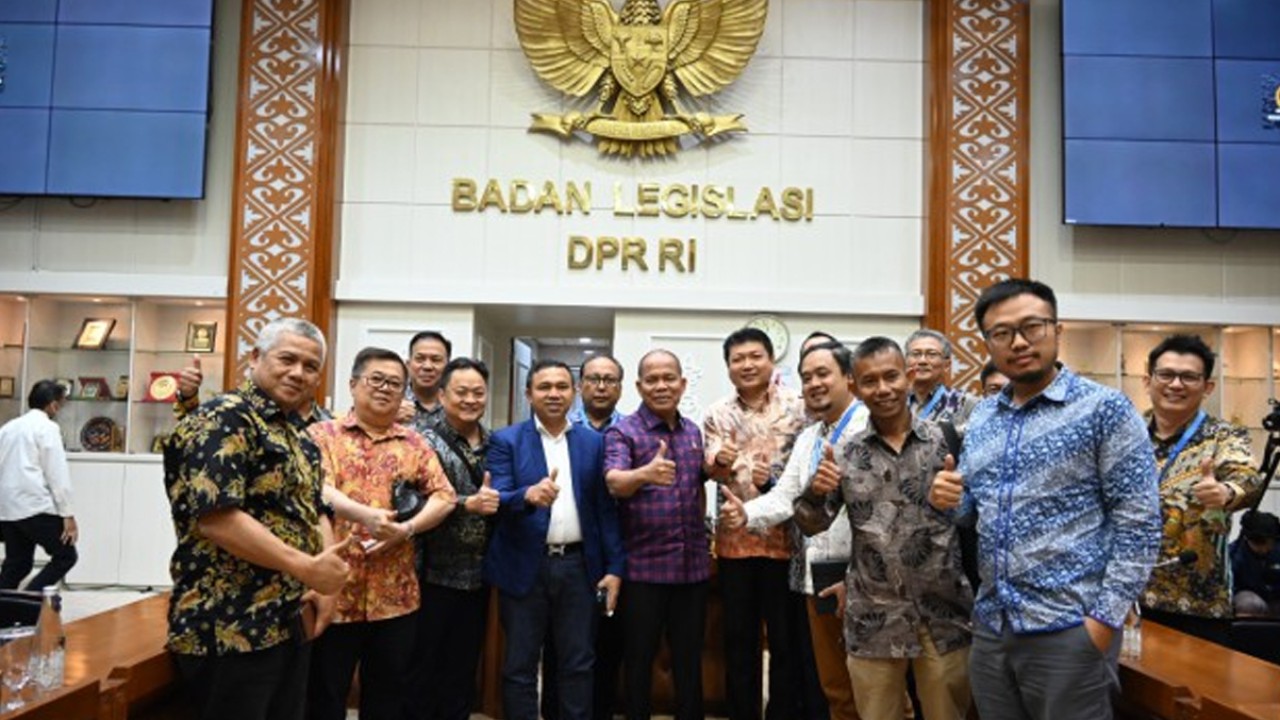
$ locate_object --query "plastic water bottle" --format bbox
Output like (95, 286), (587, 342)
(32, 587), (65, 692)
(1121, 603), (1142, 660)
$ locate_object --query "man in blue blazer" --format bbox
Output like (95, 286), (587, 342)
(484, 359), (625, 720)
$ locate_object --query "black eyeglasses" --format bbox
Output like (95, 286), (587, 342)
(1151, 369), (1205, 386)
(907, 349), (946, 361)
(985, 317), (1057, 347)
(360, 374), (405, 392)
(582, 376), (621, 388)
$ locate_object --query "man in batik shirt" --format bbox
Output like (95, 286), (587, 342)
(904, 329), (978, 428)
(703, 327), (808, 720)
(796, 337), (973, 720)
(1139, 334), (1262, 644)
(164, 318), (350, 720)
(306, 347), (455, 720)
(399, 330), (452, 434)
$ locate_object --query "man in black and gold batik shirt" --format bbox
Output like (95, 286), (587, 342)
(1139, 334), (1262, 644)
(164, 318), (351, 720)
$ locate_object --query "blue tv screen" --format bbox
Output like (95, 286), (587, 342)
(0, 0), (214, 199)
(1062, 0), (1280, 229)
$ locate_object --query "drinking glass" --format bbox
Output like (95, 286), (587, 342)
(0, 626), (36, 711)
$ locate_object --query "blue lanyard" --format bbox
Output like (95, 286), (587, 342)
(1158, 410), (1207, 483)
(811, 401), (860, 471)
(917, 386), (945, 419)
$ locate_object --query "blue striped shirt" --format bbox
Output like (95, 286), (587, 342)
(954, 366), (1160, 633)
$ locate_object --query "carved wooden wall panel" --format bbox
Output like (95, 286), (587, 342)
(926, 0), (1031, 390)
(225, 0), (346, 388)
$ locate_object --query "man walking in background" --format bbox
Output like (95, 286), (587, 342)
(0, 379), (78, 591)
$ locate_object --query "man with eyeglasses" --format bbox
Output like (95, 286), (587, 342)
(569, 355), (625, 433)
(928, 279), (1159, 720)
(1138, 334), (1263, 644)
(399, 331), (452, 435)
(904, 329), (979, 428)
(306, 347), (456, 720)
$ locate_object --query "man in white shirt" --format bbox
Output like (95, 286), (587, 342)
(0, 380), (78, 591)
(484, 359), (624, 720)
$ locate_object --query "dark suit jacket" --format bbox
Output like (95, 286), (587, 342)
(483, 418), (625, 597)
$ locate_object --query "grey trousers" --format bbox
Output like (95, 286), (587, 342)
(969, 621), (1121, 720)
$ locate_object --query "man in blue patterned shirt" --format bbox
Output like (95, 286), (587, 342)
(929, 278), (1159, 720)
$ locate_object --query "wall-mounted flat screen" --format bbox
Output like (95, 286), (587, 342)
(0, 0), (215, 199)
(1062, 0), (1280, 229)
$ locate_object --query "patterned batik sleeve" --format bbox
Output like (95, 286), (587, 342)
(182, 404), (256, 518)
(1218, 423), (1263, 507)
(308, 423), (338, 488)
(1091, 393), (1161, 628)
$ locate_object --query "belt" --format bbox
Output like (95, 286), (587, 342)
(546, 542), (583, 557)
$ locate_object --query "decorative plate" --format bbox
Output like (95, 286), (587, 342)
(80, 417), (116, 452)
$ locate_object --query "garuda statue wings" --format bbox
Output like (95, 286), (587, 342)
(515, 0), (768, 157)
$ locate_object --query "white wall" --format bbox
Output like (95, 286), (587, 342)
(1029, 0), (1280, 326)
(330, 302), (475, 412)
(338, 0), (927, 316)
(0, 0), (241, 299)
(613, 309), (917, 423)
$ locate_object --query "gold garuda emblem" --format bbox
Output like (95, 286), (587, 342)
(515, 0), (768, 157)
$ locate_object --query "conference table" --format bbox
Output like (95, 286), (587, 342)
(1119, 620), (1280, 720)
(1, 593), (176, 720)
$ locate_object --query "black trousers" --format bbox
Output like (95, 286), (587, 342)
(789, 590), (830, 720)
(307, 613), (416, 720)
(409, 583), (489, 720)
(175, 640), (310, 720)
(0, 514), (78, 591)
(719, 558), (800, 720)
(624, 580), (708, 720)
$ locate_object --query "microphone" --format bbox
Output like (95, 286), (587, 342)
(1153, 550), (1198, 568)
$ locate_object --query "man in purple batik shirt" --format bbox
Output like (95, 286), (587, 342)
(604, 349), (709, 720)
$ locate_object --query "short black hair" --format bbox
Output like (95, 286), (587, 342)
(441, 357), (490, 389)
(1147, 334), (1216, 379)
(526, 359), (573, 389)
(851, 336), (904, 366)
(580, 354), (624, 382)
(801, 330), (837, 349)
(408, 331), (452, 359)
(973, 278), (1058, 332)
(723, 327), (774, 363)
(351, 347), (408, 379)
(28, 380), (67, 410)
(979, 360), (1001, 384)
(799, 340), (853, 376)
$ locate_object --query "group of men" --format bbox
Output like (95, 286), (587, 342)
(145, 274), (1272, 720)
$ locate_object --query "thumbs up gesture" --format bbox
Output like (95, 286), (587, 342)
(750, 452), (772, 488)
(928, 454), (964, 511)
(1191, 457), (1231, 509)
(808, 442), (841, 496)
(468, 471), (500, 516)
(178, 355), (203, 400)
(714, 437), (739, 470)
(525, 468), (561, 508)
(302, 535), (353, 595)
(646, 441), (677, 486)
(719, 487), (748, 530)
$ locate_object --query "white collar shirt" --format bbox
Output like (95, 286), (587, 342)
(536, 417), (582, 545)
(0, 409), (74, 521)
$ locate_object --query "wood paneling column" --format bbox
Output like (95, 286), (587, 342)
(925, 0), (1031, 389)
(225, 0), (348, 389)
